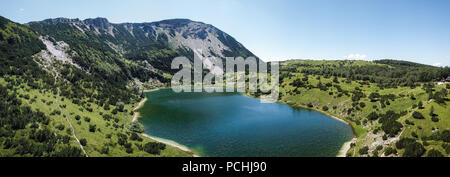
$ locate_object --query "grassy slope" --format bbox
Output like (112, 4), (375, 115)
(0, 77), (190, 157)
(278, 60), (449, 157)
(0, 16), (190, 157)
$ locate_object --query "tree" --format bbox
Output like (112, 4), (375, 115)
(143, 142), (166, 155)
(79, 138), (87, 146)
(127, 122), (145, 133)
(433, 88), (447, 104)
(412, 111), (424, 119)
(411, 132), (418, 139)
(369, 92), (380, 102)
(359, 146), (369, 155)
(62, 135), (71, 144)
(359, 102), (366, 108)
(441, 130), (450, 142)
(89, 124), (96, 132)
(376, 145), (383, 151)
(126, 147), (133, 154)
(322, 106), (329, 111)
(333, 76), (339, 83)
(124, 143), (132, 149)
(56, 124), (65, 130)
(396, 138), (425, 157)
(130, 132), (143, 141)
(367, 112), (378, 121)
(384, 147), (397, 156)
(381, 120), (402, 137)
(402, 142), (425, 157)
(426, 149), (443, 157)
(396, 138), (416, 149)
(418, 101), (423, 109)
(52, 146), (83, 157)
(117, 133), (128, 146)
(431, 116), (439, 122)
(100, 146), (109, 154)
(116, 101), (125, 112)
(429, 106), (435, 116)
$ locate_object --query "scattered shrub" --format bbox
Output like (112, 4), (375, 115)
(89, 124), (96, 132)
(384, 147), (397, 156)
(412, 111), (424, 119)
(79, 138), (87, 146)
(359, 146), (369, 155)
(144, 142), (166, 155)
(56, 124), (65, 131)
(127, 122), (145, 133)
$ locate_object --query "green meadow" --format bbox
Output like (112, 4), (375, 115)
(270, 60), (450, 157)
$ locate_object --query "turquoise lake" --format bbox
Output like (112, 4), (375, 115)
(139, 89), (354, 157)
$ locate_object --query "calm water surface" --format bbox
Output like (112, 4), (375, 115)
(139, 89), (353, 157)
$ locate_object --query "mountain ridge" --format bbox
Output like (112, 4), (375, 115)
(27, 16), (257, 59)
(26, 16), (259, 79)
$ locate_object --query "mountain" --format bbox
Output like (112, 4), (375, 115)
(3, 15), (448, 157)
(27, 17), (258, 82)
(0, 16), (259, 157)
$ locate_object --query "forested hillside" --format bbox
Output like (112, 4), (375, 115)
(266, 60), (450, 157)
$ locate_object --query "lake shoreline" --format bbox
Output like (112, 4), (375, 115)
(136, 88), (356, 157)
(131, 97), (147, 122)
(244, 93), (358, 157)
(276, 100), (357, 157)
(280, 101), (357, 157)
(141, 133), (200, 157)
(132, 88), (200, 157)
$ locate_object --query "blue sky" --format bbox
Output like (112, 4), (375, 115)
(1, 0), (449, 66)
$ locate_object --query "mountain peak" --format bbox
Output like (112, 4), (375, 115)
(83, 17), (111, 29)
(150, 18), (207, 29)
(40, 17), (81, 25)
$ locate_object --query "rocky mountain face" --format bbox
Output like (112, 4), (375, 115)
(28, 17), (258, 80)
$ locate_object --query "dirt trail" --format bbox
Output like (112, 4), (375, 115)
(53, 72), (88, 157)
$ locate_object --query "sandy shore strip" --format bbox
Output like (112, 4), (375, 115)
(131, 88), (199, 157)
(131, 88), (163, 122)
(131, 97), (147, 122)
(141, 133), (199, 157)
